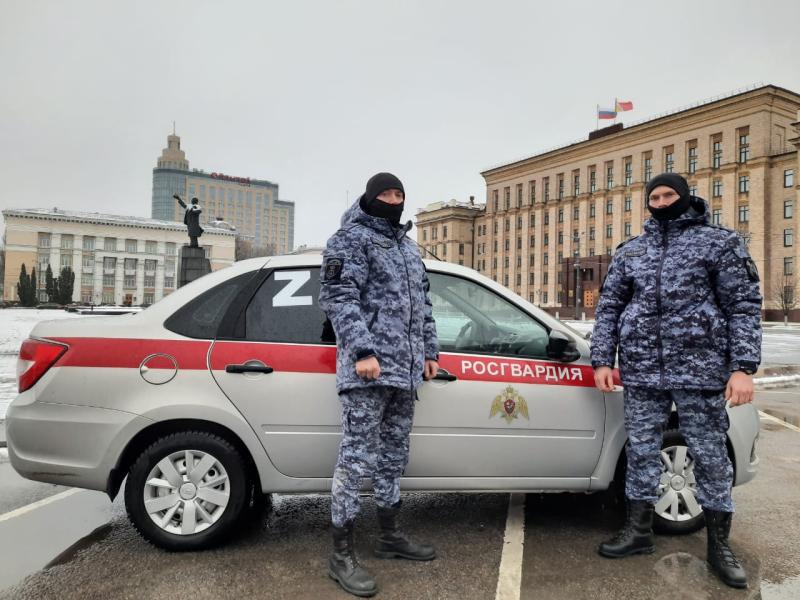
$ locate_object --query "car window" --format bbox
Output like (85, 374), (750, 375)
(245, 268), (335, 344)
(428, 272), (550, 359)
(164, 271), (253, 339)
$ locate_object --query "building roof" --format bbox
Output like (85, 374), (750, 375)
(481, 83), (800, 177)
(2, 207), (237, 236)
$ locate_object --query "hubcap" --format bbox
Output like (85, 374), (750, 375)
(143, 449), (230, 535)
(656, 444), (702, 522)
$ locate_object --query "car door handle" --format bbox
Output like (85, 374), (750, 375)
(225, 363), (274, 374)
(432, 369), (457, 382)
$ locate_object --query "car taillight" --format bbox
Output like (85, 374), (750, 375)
(17, 338), (68, 393)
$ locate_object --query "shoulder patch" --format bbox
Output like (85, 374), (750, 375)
(743, 257), (759, 282)
(624, 247), (645, 257)
(322, 257), (343, 281)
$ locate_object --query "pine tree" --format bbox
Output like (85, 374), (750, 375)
(45, 264), (55, 302)
(29, 266), (38, 306)
(57, 267), (75, 304)
(17, 263), (29, 305)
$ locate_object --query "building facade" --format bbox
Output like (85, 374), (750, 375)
(416, 85), (800, 320)
(152, 133), (295, 254)
(415, 197), (484, 267)
(2, 208), (236, 305)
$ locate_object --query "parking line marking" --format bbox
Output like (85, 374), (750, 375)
(495, 493), (526, 600)
(0, 489), (82, 523)
(758, 411), (800, 433)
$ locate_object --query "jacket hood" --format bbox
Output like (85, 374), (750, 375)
(340, 198), (412, 238)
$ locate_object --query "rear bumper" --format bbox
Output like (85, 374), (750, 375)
(6, 399), (151, 492)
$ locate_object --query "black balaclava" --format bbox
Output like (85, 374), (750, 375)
(645, 173), (691, 221)
(359, 172), (405, 226)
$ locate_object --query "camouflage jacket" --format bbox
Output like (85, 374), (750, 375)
(319, 200), (439, 392)
(591, 197), (762, 390)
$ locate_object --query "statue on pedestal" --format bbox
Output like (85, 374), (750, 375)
(173, 194), (204, 247)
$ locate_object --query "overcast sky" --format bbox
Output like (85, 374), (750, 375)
(2, 0), (799, 248)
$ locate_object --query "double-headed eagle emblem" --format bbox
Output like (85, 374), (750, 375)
(490, 386), (530, 424)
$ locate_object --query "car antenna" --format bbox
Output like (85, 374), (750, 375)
(406, 235), (442, 261)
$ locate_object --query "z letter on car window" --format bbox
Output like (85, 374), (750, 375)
(272, 270), (313, 307)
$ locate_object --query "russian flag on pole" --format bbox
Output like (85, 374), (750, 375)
(616, 99), (634, 111)
(598, 106), (617, 119)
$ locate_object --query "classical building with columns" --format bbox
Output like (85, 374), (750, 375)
(2, 208), (236, 305)
(416, 84), (800, 319)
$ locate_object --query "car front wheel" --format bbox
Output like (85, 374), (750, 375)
(652, 429), (705, 535)
(124, 431), (248, 550)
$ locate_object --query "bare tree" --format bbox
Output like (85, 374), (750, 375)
(235, 237), (277, 261)
(773, 274), (798, 325)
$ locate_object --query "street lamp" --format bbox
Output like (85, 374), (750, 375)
(573, 232), (586, 320)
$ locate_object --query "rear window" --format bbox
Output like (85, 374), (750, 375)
(164, 272), (254, 339)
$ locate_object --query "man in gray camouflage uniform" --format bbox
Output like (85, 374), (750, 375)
(319, 172), (439, 597)
(591, 173), (761, 589)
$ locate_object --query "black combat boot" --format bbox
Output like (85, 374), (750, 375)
(329, 521), (378, 598)
(598, 499), (655, 558)
(374, 502), (436, 561)
(705, 510), (748, 589)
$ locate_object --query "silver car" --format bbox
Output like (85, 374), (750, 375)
(7, 254), (760, 550)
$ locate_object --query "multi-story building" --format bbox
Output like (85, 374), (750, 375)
(2, 208), (235, 305)
(415, 197), (484, 267)
(416, 84), (800, 320)
(152, 133), (295, 254)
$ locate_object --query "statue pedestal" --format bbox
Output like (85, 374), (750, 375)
(179, 245), (211, 288)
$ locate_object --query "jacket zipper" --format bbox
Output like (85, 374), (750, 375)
(655, 223), (668, 387)
(396, 233), (415, 389)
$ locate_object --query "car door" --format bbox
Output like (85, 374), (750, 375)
(208, 265), (343, 478)
(406, 271), (605, 479)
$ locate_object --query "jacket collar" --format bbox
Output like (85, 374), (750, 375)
(340, 199), (412, 240)
(643, 195), (710, 235)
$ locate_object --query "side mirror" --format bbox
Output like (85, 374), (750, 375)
(546, 330), (580, 362)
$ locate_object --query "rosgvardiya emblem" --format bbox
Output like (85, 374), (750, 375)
(490, 386), (529, 423)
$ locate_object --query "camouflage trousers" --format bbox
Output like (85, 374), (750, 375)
(331, 386), (416, 527)
(624, 386), (734, 512)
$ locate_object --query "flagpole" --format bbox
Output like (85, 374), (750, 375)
(596, 104), (599, 130)
(614, 98), (617, 125)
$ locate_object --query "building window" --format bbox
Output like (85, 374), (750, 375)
(544, 233), (549, 246)
(517, 237), (522, 250)
(442, 244), (447, 256)
(459, 243), (465, 256)
(589, 227), (596, 241)
(624, 195), (632, 212)
(493, 221), (498, 235)
(664, 150), (674, 173)
(785, 169), (795, 188)
(60, 253), (73, 268)
(529, 273), (535, 284)
(529, 213), (535, 227)
(785, 286), (795, 306)
(125, 239), (137, 253)
(504, 187), (510, 210)
(624, 159), (632, 185)
(606, 199), (613, 215)
(687, 143), (698, 174)
(544, 212), (550, 225)
(738, 129), (750, 163)
(530, 235), (535, 247)
(544, 179), (550, 202)
(712, 179), (722, 197)
(785, 229), (794, 247)
(516, 255), (522, 268)
(82, 254), (93, 269)
(557, 208), (563, 223)
(104, 237), (117, 252)
(785, 200), (794, 219)
(558, 231), (564, 245)
(589, 203), (596, 218)
(529, 181), (536, 203)
(738, 205), (749, 223)
(573, 206), (579, 220)
(624, 222), (632, 237)
(493, 190), (499, 212)
(557, 176), (564, 200)
(529, 255), (535, 266)
(505, 218), (510, 232)
(739, 175), (750, 193)
(573, 173), (580, 196)
(493, 240), (498, 252)
(504, 239), (510, 252)
(606, 224), (613, 238)
(422, 229), (427, 241)
(516, 273), (521, 286)
(784, 257), (794, 276)
(38, 233), (51, 248)
(689, 184), (698, 196)
(543, 272), (549, 285)
(82, 236), (95, 251)
(81, 273), (93, 287)
(643, 155), (652, 182)
(543, 253), (549, 266)
(60, 234), (74, 249)
(516, 184), (523, 207)
(712, 209), (722, 225)
(443, 225), (448, 239)
(145, 240), (158, 254)
(606, 165), (614, 189)
(589, 169), (597, 193)
(432, 227), (438, 240)
(712, 139), (722, 169)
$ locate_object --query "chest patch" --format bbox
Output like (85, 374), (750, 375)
(371, 238), (393, 249)
(625, 248), (646, 257)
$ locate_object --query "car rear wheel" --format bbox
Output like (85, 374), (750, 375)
(653, 430), (705, 535)
(124, 431), (248, 550)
